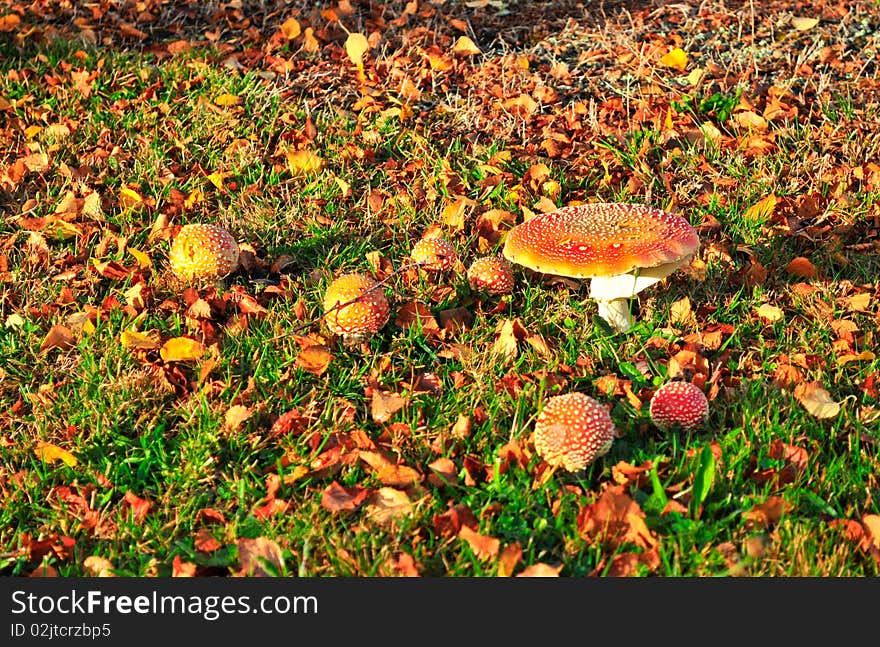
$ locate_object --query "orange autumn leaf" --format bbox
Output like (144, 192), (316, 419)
(578, 485), (658, 550)
(286, 149), (325, 175)
(786, 256), (818, 278)
(458, 525), (500, 561)
(321, 481), (370, 514)
(516, 563), (561, 577)
(451, 35), (481, 56)
(237, 537), (285, 577)
(123, 491), (152, 523)
(371, 390), (408, 423)
(295, 345), (333, 376)
(497, 542), (523, 577)
(280, 17), (301, 40)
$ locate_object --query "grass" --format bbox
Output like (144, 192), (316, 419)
(1, 1), (879, 578)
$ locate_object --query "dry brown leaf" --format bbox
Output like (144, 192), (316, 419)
(371, 390), (407, 423)
(516, 563), (561, 577)
(83, 556), (116, 577)
(497, 542), (523, 577)
(786, 256), (818, 278)
(320, 481), (370, 514)
(376, 464), (423, 487)
(578, 485), (657, 550)
(458, 525), (500, 561)
(742, 496), (790, 530)
(862, 515), (880, 550)
(365, 487), (412, 526)
(793, 381), (840, 419)
(122, 491), (152, 523)
(40, 325), (75, 352)
(238, 537), (285, 577)
(224, 405), (252, 431)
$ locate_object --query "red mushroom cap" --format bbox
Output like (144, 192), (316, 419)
(168, 223), (240, 282)
(502, 202), (699, 278)
(467, 255), (514, 296)
(410, 237), (458, 271)
(533, 392), (616, 472)
(322, 273), (390, 338)
(648, 381), (709, 431)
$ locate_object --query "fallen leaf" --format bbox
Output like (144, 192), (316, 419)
(118, 186), (143, 209)
(791, 16), (819, 31)
(497, 542), (523, 577)
(345, 32), (370, 67)
(0, 13), (21, 31)
(451, 35), (481, 56)
(320, 481), (370, 513)
(756, 304), (784, 323)
(793, 381), (840, 419)
(120, 329), (161, 350)
(660, 47), (688, 71)
(743, 194), (777, 222)
(577, 485), (658, 550)
(280, 17), (301, 39)
(224, 405), (252, 431)
(743, 496), (790, 530)
(295, 345), (333, 376)
(172, 555), (196, 577)
(785, 257), (817, 278)
(122, 491), (152, 523)
(371, 390), (407, 423)
(516, 563), (561, 577)
(237, 537), (285, 576)
(365, 487), (412, 526)
(214, 93), (241, 106)
(35, 441), (78, 467)
(40, 324), (75, 352)
(159, 337), (205, 362)
(286, 149), (325, 176)
(83, 556), (116, 577)
(458, 525), (500, 561)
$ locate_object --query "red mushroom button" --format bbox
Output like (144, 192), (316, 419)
(410, 237), (458, 271)
(533, 392), (616, 472)
(168, 223), (240, 283)
(648, 381), (709, 431)
(467, 255), (514, 296)
(322, 273), (390, 340)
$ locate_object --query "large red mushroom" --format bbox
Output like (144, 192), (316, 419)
(502, 203), (700, 332)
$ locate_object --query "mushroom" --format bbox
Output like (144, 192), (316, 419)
(467, 255), (514, 296)
(533, 392), (616, 472)
(410, 236), (458, 272)
(168, 223), (240, 283)
(648, 381), (708, 431)
(502, 202), (700, 332)
(322, 272), (390, 342)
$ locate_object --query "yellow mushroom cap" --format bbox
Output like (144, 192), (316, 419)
(168, 224), (240, 282)
(533, 392), (616, 472)
(410, 237), (458, 271)
(467, 255), (514, 296)
(322, 273), (390, 337)
(649, 381), (709, 431)
(502, 202), (699, 278)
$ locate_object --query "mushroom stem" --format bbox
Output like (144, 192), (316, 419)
(595, 297), (633, 332)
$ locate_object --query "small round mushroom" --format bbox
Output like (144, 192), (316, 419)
(168, 223), (240, 283)
(467, 255), (514, 296)
(533, 392), (616, 472)
(648, 381), (708, 431)
(502, 203), (700, 332)
(322, 272), (390, 340)
(410, 237), (458, 272)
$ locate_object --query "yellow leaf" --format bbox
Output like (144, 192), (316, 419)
(756, 304), (784, 323)
(224, 405), (252, 431)
(35, 441), (78, 467)
(128, 248), (152, 270)
(743, 194), (777, 222)
(345, 32), (369, 67)
(120, 329), (161, 350)
(660, 47), (688, 71)
(837, 351), (876, 366)
(24, 125), (43, 139)
(286, 149), (325, 176)
(118, 186), (143, 209)
(686, 67), (704, 86)
(205, 172), (225, 190)
(280, 17), (301, 40)
(794, 382), (840, 419)
(791, 16), (819, 31)
(842, 293), (871, 312)
(184, 188), (204, 209)
(214, 93), (241, 106)
(159, 336), (205, 362)
(451, 36), (481, 56)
